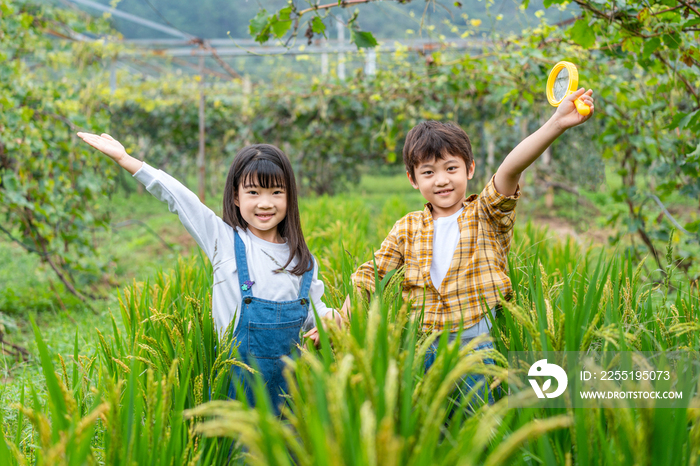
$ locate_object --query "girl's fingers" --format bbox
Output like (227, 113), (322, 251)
(101, 133), (115, 140)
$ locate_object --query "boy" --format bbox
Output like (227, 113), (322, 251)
(306, 88), (594, 394)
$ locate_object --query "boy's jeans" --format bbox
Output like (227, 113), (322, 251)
(423, 308), (498, 412)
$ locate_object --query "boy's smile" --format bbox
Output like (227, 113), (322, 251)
(408, 155), (475, 219)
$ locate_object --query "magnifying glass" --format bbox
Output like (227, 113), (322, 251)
(546, 61), (590, 116)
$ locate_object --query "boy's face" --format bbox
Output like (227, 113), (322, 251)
(407, 154), (475, 219)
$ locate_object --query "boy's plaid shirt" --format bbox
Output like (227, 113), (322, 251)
(352, 175), (521, 332)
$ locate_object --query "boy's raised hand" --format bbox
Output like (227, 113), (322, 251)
(552, 88), (595, 130)
(77, 132), (128, 162)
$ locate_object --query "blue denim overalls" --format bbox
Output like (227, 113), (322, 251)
(228, 230), (312, 412)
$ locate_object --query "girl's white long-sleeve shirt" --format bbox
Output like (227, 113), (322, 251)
(133, 163), (332, 334)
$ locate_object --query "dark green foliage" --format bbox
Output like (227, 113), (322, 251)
(0, 0), (120, 296)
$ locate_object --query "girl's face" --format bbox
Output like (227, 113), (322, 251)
(234, 175), (287, 243)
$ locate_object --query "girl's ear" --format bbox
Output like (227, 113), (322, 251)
(233, 190), (239, 207)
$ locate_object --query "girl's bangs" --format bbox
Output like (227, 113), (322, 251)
(241, 158), (286, 189)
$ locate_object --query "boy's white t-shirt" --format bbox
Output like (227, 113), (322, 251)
(430, 207), (464, 290)
(132, 163), (332, 336)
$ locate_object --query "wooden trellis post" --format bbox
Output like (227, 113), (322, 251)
(336, 18), (345, 79)
(198, 54), (206, 202)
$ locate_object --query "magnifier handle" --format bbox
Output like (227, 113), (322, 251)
(575, 98), (590, 116)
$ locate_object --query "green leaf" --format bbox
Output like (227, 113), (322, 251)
(684, 219), (700, 234)
(568, 19), (595, 49)
(271, 6), (293, 38)
(249, 9), (270, 42)
(662, 33), (680, 49)
(32, 316), (70, 436)
(688, 143), (700, 163)
(350, 29), (378, 49)
(666, 111), (690, 131)
(271, 18), (292, 38)
(19, 13), (33, 29)
(688, 110), (700, 132)
(642, 37), (660, 60)
(278, 6), (292, 21)
(0, 405), (12, 466)
(311, 16), (325, 34)
(678, 110), (699, 130)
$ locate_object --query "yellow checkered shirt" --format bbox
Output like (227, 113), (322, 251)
(351, 174), (520, 332)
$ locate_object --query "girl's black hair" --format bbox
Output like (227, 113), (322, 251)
(223, 144), (313, 276)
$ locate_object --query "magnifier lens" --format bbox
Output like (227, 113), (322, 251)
(553, 68), (569, 102)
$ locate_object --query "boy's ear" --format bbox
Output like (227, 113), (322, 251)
(467, 160), (476, 180)
(406, 171), (419, 189)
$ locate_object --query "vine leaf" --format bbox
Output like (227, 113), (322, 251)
(249, 9), (271, 43)
(568, 19), (595, 49)
(271, 6), (293, 39)
(311, 16), (326, 35)
(350, 29), (378, 48)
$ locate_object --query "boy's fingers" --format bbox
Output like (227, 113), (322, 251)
(566, 88), (586, 101)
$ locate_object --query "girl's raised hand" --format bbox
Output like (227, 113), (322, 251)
(77, 132), (143, 175)
(77, 132), (128, 162)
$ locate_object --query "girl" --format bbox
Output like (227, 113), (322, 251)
(77, 132), (335, 409)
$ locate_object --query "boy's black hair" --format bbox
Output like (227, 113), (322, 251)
(403, 121), (474, 182)
(223, 144), (313, 276)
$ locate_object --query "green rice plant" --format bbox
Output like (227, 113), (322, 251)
(186, 221), (700, 466)
(0, 319), (105, 466)
(96, 253), (235, 464)
(4, 212), (700, 465)
(1, 255), (234, 465)
(492, 225), (700, 466)
(301, 194), (414, 290)
(187, 253), (574, 466)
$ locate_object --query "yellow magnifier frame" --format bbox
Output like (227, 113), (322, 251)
(546, 61), (590, 116)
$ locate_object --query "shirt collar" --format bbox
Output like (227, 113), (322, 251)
(421, 196), (476, 227)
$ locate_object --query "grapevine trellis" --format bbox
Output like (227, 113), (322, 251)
(61, 0), (492, 202)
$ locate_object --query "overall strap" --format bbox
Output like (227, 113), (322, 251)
(297, 257), (314, 299)
(234, 230), (253, 298)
